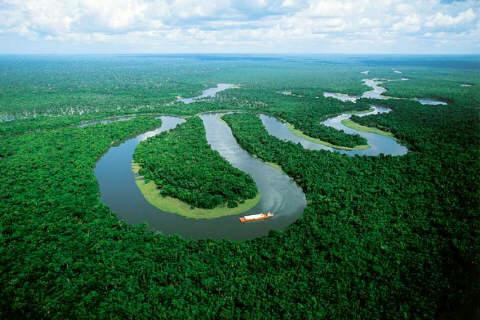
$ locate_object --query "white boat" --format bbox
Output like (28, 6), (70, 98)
(239, 212), (274, 223)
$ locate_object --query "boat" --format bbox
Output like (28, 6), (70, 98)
(239, 212), (274, 223)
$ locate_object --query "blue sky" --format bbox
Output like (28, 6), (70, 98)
(0, 0), (479, 54)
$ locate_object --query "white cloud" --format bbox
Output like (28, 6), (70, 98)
(306, 1), (359, 17)
(426, 8), (476, 28)
(359, 18), (381, 28)
(393, 14), (422, 33)
(80, 0), (148, 30)
(0, 0), (478, 53)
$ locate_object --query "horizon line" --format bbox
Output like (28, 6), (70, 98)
(0, 52), (479, 56)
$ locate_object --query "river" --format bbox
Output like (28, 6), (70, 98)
(323, 78), (447, 105)
(177, 83), (239, 104)
(95, 114), (306, 240)
(96, 80), (412, 240)
(261, 106), (408, 157)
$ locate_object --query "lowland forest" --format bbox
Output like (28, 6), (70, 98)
(0, 54), (478, 319)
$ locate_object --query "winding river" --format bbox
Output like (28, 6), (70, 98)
(95, 79), (416, 240)
(261, 106), (408, 156)
(177, 83), (239, 104)
(324, 78), (448, 106)
(96, 114), (306, 240)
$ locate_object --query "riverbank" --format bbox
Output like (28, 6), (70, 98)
(132, 163), (261, 219)
(285, 122), (369, 150)
(261, 108), (407, 156)
(341, 119), (393, 137)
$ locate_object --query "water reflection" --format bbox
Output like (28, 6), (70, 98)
(413, 98), (448, 106)
(96, 114), (306, 240)
(323, 77), (448, 106)
(177, 83), (239, 104)
(261, 106), (408, 157)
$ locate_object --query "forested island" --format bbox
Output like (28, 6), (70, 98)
(133, 116), (259, 216)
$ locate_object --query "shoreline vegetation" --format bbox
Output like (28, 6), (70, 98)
(265, 161), (283, 172)
(132, 163), (261, 219)
(133, 117), (260, 217)
(341, 119), (394, 137)
(285, 122), (370, 150)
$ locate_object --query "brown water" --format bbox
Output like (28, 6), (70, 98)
(95, 114), (306, 240)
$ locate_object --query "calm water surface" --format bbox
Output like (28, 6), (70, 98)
(178, 83), (238, 104)
(261, 106), (408, 157)
(324, 77), (448, 106)
(96, 76), (430, 239)
(96, 114), (306, 240)
(413, 98), (448, 106)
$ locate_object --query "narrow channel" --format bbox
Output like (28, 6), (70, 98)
(323, 77), (447, 105)
(177, 83), (238, 104)
(261, 106), (408, 156)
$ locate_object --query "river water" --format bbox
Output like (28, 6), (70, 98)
(323, 78), (448, 106)
(412, 98), (448, 106)
(96, 80), (413, 240)
(177, 83), (238, 104)
(261, 106), (408, 157)
(96, 114), (306, 240)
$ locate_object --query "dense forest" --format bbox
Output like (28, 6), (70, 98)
(222, 85), (372, 148)
(223, 98), (479, 319)
(134, 116), (257, 209)
(0, 55), (478, 319)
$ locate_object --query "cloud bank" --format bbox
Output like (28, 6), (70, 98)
(0, 0), (478, 53)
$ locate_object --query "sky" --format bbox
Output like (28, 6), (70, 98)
(0, 0), (479, 54)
